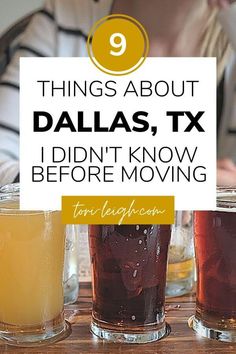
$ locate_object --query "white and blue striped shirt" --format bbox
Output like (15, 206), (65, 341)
(0, 0), (235, 185)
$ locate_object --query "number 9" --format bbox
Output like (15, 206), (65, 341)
(110, 33), (127, 57)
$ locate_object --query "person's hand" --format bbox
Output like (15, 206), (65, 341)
(217, 158), (236, 186)
(217, 158), (236, 171)
(208, 0), (235, 9)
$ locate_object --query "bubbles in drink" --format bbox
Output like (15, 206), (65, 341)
(89, 225), (171, 326)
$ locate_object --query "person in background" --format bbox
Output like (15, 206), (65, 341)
(0, 0), (235, 185)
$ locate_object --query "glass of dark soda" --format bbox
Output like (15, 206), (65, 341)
(189, 188), (236, 342)
(89, 224), (171, 343)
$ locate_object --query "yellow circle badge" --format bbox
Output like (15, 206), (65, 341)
(87, 14), (149, 76)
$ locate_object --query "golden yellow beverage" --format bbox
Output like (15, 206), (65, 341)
(0, 201), (65, 326)
(166, 244), (195, 297)
(167, 258), (195, 282)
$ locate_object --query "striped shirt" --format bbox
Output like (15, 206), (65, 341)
(0, 0), (236, 185)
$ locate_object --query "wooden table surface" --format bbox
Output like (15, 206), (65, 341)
(1, 283), (236, 354)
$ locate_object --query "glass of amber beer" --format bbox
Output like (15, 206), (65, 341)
(0, 184), (71, 347)
(89, 224), (171, 343)
(166, 211), (194, 297)
(189, 188), (236, 342)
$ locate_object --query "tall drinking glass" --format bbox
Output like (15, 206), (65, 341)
(89, 224), (171, 343)
(64, 225), (79, 304)
(166, 211), (194, 297)
(189, 188), (236, 342)
(0, 184), (71, 347)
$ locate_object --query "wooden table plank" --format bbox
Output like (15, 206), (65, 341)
(1, 283), (236, 354)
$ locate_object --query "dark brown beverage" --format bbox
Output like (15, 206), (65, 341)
(89, 224), (171, 343)
(194, 210), (236, 330)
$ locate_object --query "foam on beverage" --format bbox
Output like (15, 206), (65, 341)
(217, 193), (236, 212)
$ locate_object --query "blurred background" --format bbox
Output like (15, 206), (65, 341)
(0, 0), (91, 288)
(0, 0), (43, 34)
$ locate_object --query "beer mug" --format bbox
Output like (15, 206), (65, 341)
(89, 224), (171, 343)
(0, 184), (71, 347)
(189, 188), (236, 342)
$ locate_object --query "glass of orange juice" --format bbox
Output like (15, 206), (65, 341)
(0, 184), (71, 347)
